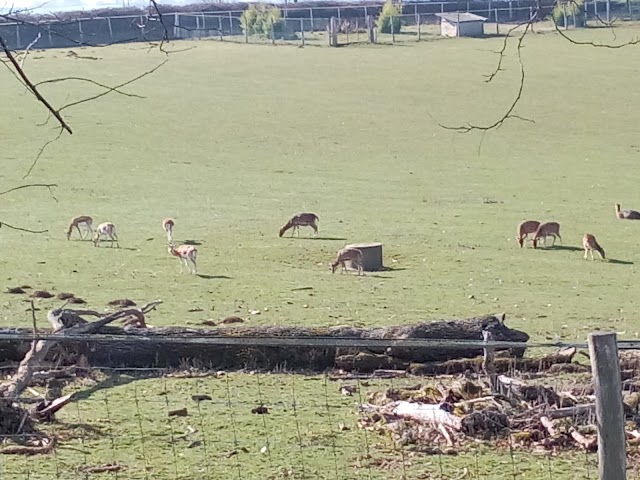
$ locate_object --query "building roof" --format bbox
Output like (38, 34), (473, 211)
(434, 12), (488, 23)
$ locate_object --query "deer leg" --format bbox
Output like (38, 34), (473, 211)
(584, 248), (588, 260)
(312, 224), (318, 237)
(557, 234), (562, 245)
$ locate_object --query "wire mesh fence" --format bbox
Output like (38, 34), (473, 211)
(2, 333), (638, 480)
(2, 0), (640, 51)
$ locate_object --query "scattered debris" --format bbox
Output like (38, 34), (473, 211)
(250, 310), (261, 315)
(108, 299), (136, 307)
(187, 440), (203, 449)
(6, 287), (26, 294)
(80, 463), (126, 474)
(68, 297), (86, 304)
(188, 307), (203, 313)
(30, 290), (54, 299)
(191, 395), (212, 402)
(56, 292), (75, 300)
(222, 316), (244, 324)
(341, 385), (357, 396)
(251, 406), (269, 415)
(199, 320), (216, 326)
(168, 408), (188, 417)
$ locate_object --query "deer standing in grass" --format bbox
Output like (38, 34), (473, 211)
(615, 203), (640, 220)
(583, 233), (605, 260)
(516, 220), (540, 248)
(279, 213), (319, 238)
(168, 244), (198, 274)
(162, 218), (175, 244)
(92, 222), (119, 248)
(66, 215), (93, 241)
(532, 222), (562, 248)
(331, 247), (364, 275)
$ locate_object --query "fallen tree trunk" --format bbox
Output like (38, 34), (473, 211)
(0, 314), (529, 372)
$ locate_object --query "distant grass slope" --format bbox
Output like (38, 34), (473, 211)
(1, 26), (639, 344)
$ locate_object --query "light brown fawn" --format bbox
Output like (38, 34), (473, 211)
(66, 215), (93, 240)
(516, 220), (540, 248)
(583, 234), (605, 260)
(168, 244), (198, 274)
(615, 203), (640, 220)
(279, 213), (319, 238)
(532, 222), (562, 248)
(331, 247), (364, 275)
(92, 222), (119, 248)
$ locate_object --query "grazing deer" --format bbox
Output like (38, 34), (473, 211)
(516, 220), (540, 248)
(66, 215), (93, 241)
(331, 247), (364, 275)
(162, 218), (175, 244)
(532, 222), (562, 248)
(615, 203), (640, 220)
(92, 222), (119, 248)
(279, 213), (319, 238)
(168, 244), (198, 274)
(583, 233), (605, 260)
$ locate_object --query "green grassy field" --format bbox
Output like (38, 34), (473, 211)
(2, 23), (640, 478)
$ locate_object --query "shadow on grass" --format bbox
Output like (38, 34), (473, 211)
(607, 258), (634, 265)
(539, 245), (583, 252)
(182, 240), (202, 246)
(197, 273), (232, 280)
(297, 236), (348, 241)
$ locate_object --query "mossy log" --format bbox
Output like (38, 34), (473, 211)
(0, 313), (529, 372)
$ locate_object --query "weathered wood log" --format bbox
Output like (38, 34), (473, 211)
(0, 313), (529, 372)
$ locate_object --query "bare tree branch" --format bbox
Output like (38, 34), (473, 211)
(35, 77), (146, 100)
(553, 19), (640, 47)
(0, 183), (57, 198)
(0, 222), (48, 234)
(0, 32), (72, 134)
(18, 32), (40, 69)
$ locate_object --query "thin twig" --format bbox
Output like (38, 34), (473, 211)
(19, 32), (41, 69)
(0, 221), (48, 234)
(35, 77), (146, 99)
(0, 183), (57, 197)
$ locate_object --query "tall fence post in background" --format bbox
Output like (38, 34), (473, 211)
(174, 13), (180, 39)
(367, 15), (375, 43)
(106, 17), (113, 40)
(417, 14), (421, 41)
(488, 0), (492, 20)
(509, 0), (513, 19)
(15, 24), (20, 48)
(495, 8), (499, 34)
(329, 16), (338, 47)
(271, 20), (275, 44)
(219, 17), (223, 40)
(78, 19), (84, 44)
(606, 0), (611, 22)
(563, 4), (568, 29)
(530, 6), (534, 32)
(594, 0), (599, 21)
(310, 8), (314, 32)
(390, 15), (395, 43)
(588, 332), (626, 480)
(414, 4), (419, 24)
(245, 23), (249, 43)
(300, 18), (305, 46)
(628, 0), (632, 20)
(356, 18), (359, 42)
(228, 11), (233, 34)
(440, 3), (445, 14)
(337, 7), (341, 23)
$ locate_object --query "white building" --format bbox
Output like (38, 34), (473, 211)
(434, 12), (487, 37)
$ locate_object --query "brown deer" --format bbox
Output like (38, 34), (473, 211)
(331, 247), (364, 275)
(279, 213), (319, 238)
(66, 215), (93, 240)
(168, 244), (198, 274)
(583, 233), (605, 260)
(516, 220), (540, 248)
(532, 222), (562, 248)
(615, 203), (640, 220)
(92, 222), (119, 248)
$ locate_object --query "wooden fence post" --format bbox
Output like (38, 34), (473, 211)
(271, 20), (275, 44)
(495, 8), (499, 35)
(390, 15), (395, 43)
(300, 17), (305, 46)
(310, 7), (314, 31)
(417, 13), (421, 41)
(588, 332), (626, 480)
(329, 16), (338, 46)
